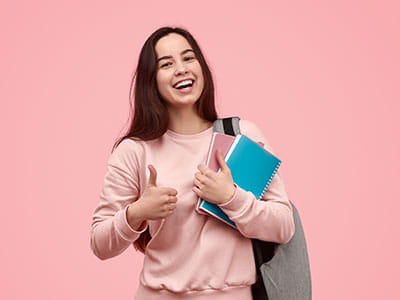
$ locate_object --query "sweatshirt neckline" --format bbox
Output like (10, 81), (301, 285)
(166, 125), (214, 139)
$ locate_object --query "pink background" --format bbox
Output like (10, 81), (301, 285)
(1, 0), (399, 299)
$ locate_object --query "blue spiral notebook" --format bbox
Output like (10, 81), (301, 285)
(197, 134), (282, 228)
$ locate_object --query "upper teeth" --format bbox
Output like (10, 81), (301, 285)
(175, 80), (193, 88)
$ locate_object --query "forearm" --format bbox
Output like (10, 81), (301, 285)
(219, 173), (295, 244)
(90, 206), (148, 260)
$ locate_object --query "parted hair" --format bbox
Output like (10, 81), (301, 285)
(112, 26), (218, 253)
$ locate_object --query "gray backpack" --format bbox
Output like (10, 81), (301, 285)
(213, 117), (312, 300)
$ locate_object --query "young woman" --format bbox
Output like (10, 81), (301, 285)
(90, 26), (295, 300)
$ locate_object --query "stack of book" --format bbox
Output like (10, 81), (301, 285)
(196, 133), (282, 228)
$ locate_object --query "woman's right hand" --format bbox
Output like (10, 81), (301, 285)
(127, 165), (178, 226)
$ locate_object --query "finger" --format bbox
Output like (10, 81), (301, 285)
(194, 171), (204, 181)
(160, 187), (178, 196)
(196, 171), (211, 183)
(168, 195), (178, 203)
(193, 178), (203, 189)
(197, 164), (214, 178)
(165, 203), (176, 214)
(167, 207), (175, 215)
(216, 149), (229, 173)
(195, 173), (210, 185)
(192, 186), (203, 197)
(197, 163), (209, 174)
(147, 165), (158, 187)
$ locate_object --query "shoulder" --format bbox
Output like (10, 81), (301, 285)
(112, 137), (143, 155)
(238, 119), (262, 135)
(108, 138), (145, 168)
(238, 119), (275, 154)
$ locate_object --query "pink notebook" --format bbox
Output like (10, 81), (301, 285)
(195, 132), (236, 215)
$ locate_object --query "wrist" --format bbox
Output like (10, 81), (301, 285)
(222, 183), (237, 204)
(126, 202), (146, 230)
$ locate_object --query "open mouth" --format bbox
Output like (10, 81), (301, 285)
(173, 79), (194, 90)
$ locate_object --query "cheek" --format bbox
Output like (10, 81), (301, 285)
(197, 73), (205, 92)
(156, 73), (169, 94)
(194, 65), (205, 88)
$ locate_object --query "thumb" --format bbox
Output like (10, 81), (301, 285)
(216, 149), (229, 172)
(147, 164), (158, 187)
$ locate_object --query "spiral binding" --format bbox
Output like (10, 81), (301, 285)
(257, 160), (281, 200)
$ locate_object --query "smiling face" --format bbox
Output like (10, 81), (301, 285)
(155, 33), (205, 110)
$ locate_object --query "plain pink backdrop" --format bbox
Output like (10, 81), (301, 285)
(1, 0), (399, 299)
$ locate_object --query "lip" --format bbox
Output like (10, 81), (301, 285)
(175, 85), (194, 94)
(173, 78), (195, 88)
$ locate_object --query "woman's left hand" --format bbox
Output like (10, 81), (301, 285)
(192, 149), (236, 205)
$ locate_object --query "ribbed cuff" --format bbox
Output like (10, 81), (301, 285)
(114, 206), (148, 241)
(218, 185), (252, 219)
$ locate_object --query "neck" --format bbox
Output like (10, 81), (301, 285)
(167, 105), (212, 134)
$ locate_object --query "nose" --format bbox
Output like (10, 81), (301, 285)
(174, 61), (188, 76)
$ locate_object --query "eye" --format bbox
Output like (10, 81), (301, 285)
(160, 62), (172, 68)
(184, 56), (195, 61)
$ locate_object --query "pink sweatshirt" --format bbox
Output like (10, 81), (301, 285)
(90, 119), (295, 300)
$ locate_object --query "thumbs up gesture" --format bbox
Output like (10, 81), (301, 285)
(128, 165), (178, 223)
(192, 149), (236, 205)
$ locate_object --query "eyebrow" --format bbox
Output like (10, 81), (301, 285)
(156, 49), (195, 63)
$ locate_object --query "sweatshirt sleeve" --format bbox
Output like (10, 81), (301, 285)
(218, 120), (295, 244)
(90, 139), (148, 260)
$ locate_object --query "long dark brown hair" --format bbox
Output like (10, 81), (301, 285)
(112, 27), (218, 253)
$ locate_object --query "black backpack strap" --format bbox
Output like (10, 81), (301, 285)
(213, 117), (241, 136)
(213, 116), (271, 300)
(213, 117), (312, 299)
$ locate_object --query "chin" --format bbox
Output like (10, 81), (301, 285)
(168, 97), (199, 108)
